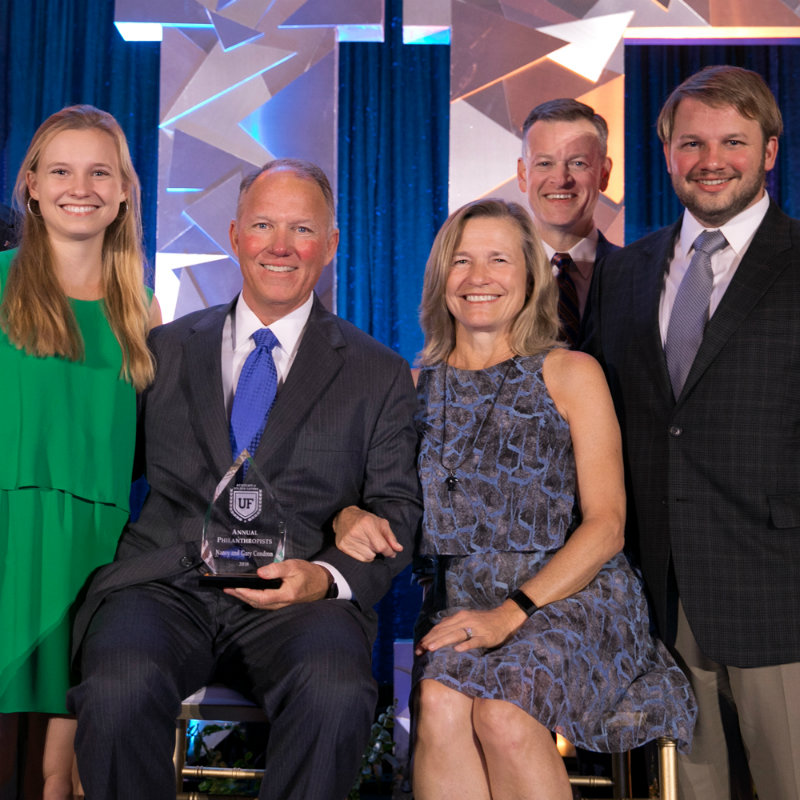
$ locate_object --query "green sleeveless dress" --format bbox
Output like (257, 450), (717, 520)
(0, 248), (137, 713)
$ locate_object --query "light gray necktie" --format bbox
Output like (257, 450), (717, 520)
(665, 229), (728, 397)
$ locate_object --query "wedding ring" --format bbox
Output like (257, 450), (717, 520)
(463, 627), (473, 641)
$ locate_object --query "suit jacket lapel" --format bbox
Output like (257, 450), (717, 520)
(185, 301), (234, 478)
(637, 222), (680, 402)
(681, 202), (792, 398)
(254, 296), (345, 466)
(594, 229), (619, 263)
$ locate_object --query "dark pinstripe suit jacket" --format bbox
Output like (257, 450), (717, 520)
(576, 229), (618, 337)
(593, 229), (618, 268)
(585, 202), (800, 668)
(72, 294), (422, 654)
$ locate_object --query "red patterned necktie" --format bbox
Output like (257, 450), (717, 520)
(552, 252), (580, 348)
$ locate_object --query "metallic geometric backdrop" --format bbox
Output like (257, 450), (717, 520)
(448, 0), (800, 249)
(114, 0), (800, 321)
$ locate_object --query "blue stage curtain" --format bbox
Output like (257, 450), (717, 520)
(337, 1), (450, 364)
(337, 0), (450, 684)
(0, 0), (159, 278)
(624, 45), (800, 245)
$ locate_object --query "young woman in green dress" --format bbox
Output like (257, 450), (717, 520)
(0, 105), (160, 799)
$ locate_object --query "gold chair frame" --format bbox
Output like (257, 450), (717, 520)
(174, 685), (679, 800)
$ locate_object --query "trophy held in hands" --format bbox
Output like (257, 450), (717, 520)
(200, 449), (285, 589)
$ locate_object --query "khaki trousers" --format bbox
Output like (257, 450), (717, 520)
(675, 602), (800, 800)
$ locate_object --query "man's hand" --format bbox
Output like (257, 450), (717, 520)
(333, 506), (403, 562)
(223, 559), (331, 610)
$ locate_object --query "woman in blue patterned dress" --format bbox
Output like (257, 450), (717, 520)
(404, 199), (695, 799)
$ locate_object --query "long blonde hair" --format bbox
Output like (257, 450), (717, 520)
(418, 198), (560, 365)
(0, 105), (154, 390)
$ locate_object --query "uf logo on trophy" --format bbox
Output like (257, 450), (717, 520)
(230, 484), (262, 523)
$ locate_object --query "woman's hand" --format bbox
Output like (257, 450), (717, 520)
(415, 602), (526, 655)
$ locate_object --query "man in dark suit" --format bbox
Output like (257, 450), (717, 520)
(585, 66), (800, 800)
(68, 159), (422, 800)
(517, 98), (617, 347)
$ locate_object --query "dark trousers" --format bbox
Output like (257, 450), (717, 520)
(0, 713), (47, 800)
(68, 575), (376, 800)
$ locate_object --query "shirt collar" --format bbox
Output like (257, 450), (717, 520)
(542, 227), (598, 280)
(232, 292), (314, 359)
(679, 192), (770, 259)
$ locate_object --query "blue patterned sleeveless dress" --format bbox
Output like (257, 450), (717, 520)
(414, 353), (696, 752)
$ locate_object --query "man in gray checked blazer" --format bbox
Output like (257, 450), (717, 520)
(585, 66), (800, 800)
(68, 159), (422, 800)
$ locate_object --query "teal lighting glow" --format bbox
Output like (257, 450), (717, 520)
(159, 53), (296, 129)
(403, 26), (450, 45)
(336, 24), (384, 42)
(279, 22), (384, 42)
(220, 35), (263, 52)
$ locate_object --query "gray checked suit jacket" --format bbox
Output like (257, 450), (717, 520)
(585, 201), (800, 668)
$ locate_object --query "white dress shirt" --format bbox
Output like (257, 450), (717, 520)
(220, 292), (351, 599)
(659, 193), (770, 345)
(542, 228), (599, 318)
(221, 293), (312, 414)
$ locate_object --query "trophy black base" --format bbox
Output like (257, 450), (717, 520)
(199, 573), (283, 590)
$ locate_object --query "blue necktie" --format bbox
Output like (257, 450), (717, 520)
(230, 328), (280, 460)
(665, 229), (728, 397)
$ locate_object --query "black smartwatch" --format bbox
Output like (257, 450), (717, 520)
(508, 588), (538, 616)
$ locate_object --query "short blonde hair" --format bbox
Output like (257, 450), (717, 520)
(2, 105), (154, 390)
(657, 65), (783, 145)
(418, 198), (559, 366)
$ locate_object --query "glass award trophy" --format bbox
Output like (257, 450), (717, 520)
(200, 449), (285, 589)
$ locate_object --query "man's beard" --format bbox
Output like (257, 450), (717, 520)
(671, 157), (766, 228)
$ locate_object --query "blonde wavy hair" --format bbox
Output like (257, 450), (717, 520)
(1, 104), (154, 390)
(418, 198), (560, 366)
